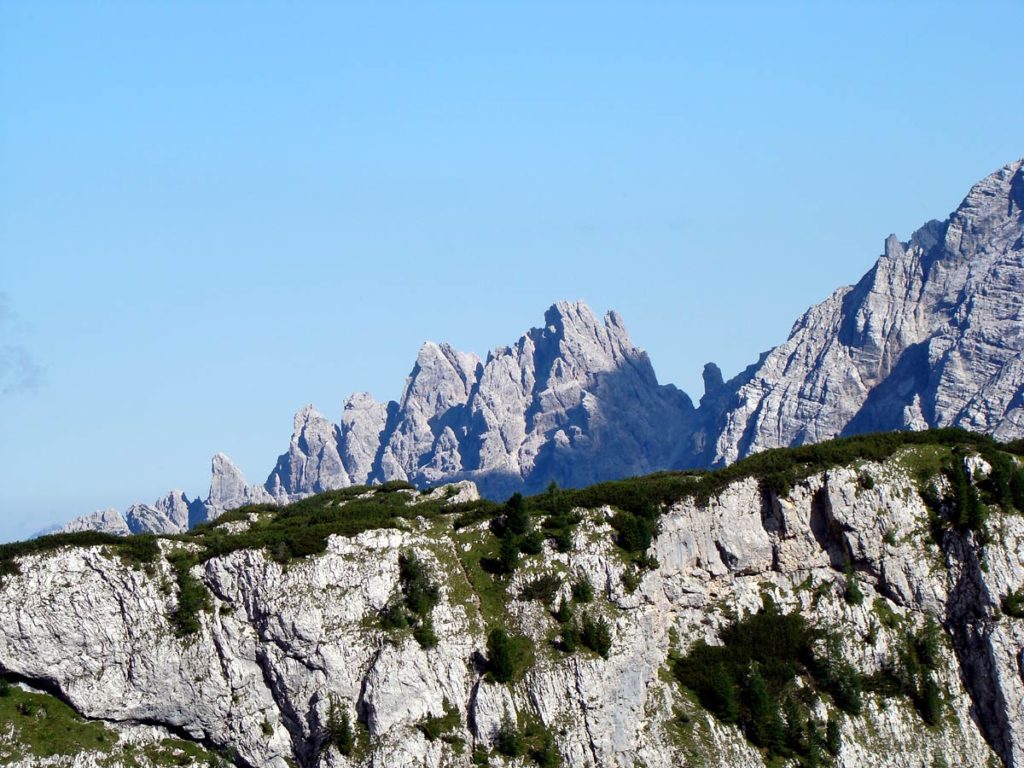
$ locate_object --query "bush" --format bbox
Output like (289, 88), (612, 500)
(1002, 588), (1024, 618)
(609, 511), (655, 554)
(504, 493), (530, 536)
(674, 597), (863, 760)
(917, 674), (943, 726)
(558, 623), (579, 653)
(487, 628), (532, 683)
(399, 552), (439, 616)
(825, 716), (842, 756)
(498, 533), (520, 574)
(518, 530), (545, 555)
(379, 599), (409, 630)
(553, 596), (574, 624)
(571, 576), (594, 603)
(520, 574), (562, 603)
(324, 696), (353, 756)
(495, 710), (524, 757)
(417, 701), (460, 741)
(532, 730), (560, 768)
(843, 565), (864, 606)
(414, 615), (438, 649)
(865, 618), (946, 725)
(579, 613), (613, 659)
(745, 667), (784, 751)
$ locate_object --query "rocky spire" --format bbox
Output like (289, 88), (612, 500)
(265, 405), (348, 502)
(204, 452), (272, 518)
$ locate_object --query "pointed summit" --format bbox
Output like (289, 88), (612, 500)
(205, 453), (272, 517)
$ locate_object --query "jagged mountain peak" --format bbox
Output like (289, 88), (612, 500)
(711, 156), (1024, 465)
(55, 157), (1024, 538)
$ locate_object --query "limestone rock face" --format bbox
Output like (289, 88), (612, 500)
(59, 508), (130, 535)
(245, 300), (696, 506)
(711, 157), (1024, 464)
(462, 303), (695, 497)
(265, 406), (348, 502)
(5, 451), (1020, 767)
(205, 452), (274, 518)
(338, 392), (389, 484)
(122, 491), (193, 535)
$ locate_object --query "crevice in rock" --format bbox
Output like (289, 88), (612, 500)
(355, 645), (383, 733)
(809, 485), (853, 569)
(943, 533), (1015, 767)
(253, 643), (311, 767)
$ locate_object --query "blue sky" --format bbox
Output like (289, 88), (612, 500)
(1, 1), (1022, 540)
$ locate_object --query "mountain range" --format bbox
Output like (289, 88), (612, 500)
(59, 156), (1024, 536)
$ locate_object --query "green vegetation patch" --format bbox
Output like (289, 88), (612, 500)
(180, 486), (499, 566)
(673, 596), (864, 763)
(493, 709), (561, 767)
(166, 549), (212, 637)
(486, 627), (535, 683)
(416, 700), (461, 742)
(379, 551), (441, 649)
(864, 617), (945, 726)
(0, 680), (115, 761)
(0, 532), (159, 585)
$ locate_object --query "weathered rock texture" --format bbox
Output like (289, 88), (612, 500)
(3, 448), (1021, 767)
(57, 156), (1024, 536)
(709, 157), (1024, 464)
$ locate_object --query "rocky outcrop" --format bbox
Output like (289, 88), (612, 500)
(3, 446), (1020, 767)
(710, 157), (1024, 464)
(58, 456), (268, 536)
(58, 508), (130, 536)
(123, 491), (192, 535)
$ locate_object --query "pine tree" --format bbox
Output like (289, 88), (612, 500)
(553, 596), (574, 624)
(504, 493), (529, 536)
(488, 628), (520, 683)
(325, 696), (354, 756)
(825, 716), (842, 756)
(704, 662), (739, 724)
(495, 710), (523, 757)
(499, 532), (520, 574)
(745, 667), (784, 752)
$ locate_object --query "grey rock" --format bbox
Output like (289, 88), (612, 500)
(53, 157), (1024, 538)
(338, 392), (389, 484)
(204, 452), (273, 519)
(266, 405), (348, 502)
(251, 301), (696, 507)
(712, 157), (1024, 464)
(59, 507), (130, 536)
(124, 491), (192, 535)
(3, 451), (1014, 767)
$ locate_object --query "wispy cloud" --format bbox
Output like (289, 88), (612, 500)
(0, 293), (43, 396)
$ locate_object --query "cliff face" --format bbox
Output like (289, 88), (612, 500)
(5, 440), (1024, 768)
(710, 157), (1024, 465)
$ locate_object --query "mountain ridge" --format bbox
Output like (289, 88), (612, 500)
(55, 156), (1024, 537)
(4, 431), (1024, 767)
